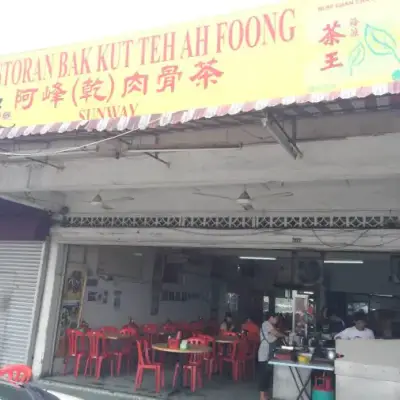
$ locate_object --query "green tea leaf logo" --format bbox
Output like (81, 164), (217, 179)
(364, 24), (399, 60)
(392, 69), (400, 81)
(348, 42), (366, 75)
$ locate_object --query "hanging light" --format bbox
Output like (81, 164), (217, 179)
(236, 189), (252, 206)
(90, 194), (103, 206)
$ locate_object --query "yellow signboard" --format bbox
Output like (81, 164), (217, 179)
(0, 0), (398, 127)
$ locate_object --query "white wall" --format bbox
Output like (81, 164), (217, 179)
(80, 245), (155, 328)
(160, 273), (211, 322)
(67, 245), (216, 329)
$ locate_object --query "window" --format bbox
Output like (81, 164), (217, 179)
(347, 302), (369, 316)
(275, 297), (293, 314)
(225, 292), (239, 312)
(263, 296), (270, 312)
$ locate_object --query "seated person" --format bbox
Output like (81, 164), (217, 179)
(220, 312), (235, 332)
(242, 316), (260, 341)
(335, 312), (375, 340)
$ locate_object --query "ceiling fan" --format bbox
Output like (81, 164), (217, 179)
(88, 193), (135, 210)
(192, 186), (293, 211)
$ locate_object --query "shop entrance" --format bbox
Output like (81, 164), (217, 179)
(44, 244), (400, 398)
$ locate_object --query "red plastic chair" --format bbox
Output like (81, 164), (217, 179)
(245, 339), (258, 379)
(100, 326), (119, 334)
(84, 331), (114, 380)
(217, 331), (238, 358)
(161, 323), (178, 334)
(114, 327), (137, 375)
(142, 323), (159, 349)
(64, 329), (87, 377)
(121, 325), (139, 337)
(220, 331), (238, 337)
(100, 326), (120, 354)
(219, 339), (247, 381)
(135, 339), (164, 393)
(142, 324), (158, 334)
(0, 365), (32, 383)
(198, 334), (217, 379)
(173, 337), (206, 392)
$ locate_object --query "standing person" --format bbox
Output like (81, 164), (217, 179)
(258, 312), (286, 400)
(220, 312), (235, 332)
(329, 310), (346, 334)
(320, 307), (346, 337)
(335, 312), (375, 340)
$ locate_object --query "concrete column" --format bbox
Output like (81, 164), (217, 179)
(32, 240), (67, 379)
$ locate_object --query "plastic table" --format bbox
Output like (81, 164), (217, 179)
(152, 343), (211, 396)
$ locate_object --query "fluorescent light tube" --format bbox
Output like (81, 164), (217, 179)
(324, 260), (363, 264)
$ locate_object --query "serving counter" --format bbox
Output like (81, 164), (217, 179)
(335, 339), (400, 400)
(269, 359), (334, 400)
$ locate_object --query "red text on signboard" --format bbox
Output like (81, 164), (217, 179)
(189, 58), (224, 89)
(319, 20), (345, 71)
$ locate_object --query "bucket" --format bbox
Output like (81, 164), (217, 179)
(312, 375), (334, 400)
(314, 375), (333, 391)
(312, 390), (334, 400)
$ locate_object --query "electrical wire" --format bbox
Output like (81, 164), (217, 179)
(170, 227), (287, 237)
(0, 115), (164, 158)
(310, 229), (370, 249)
(311, 229), (400, 249)
(167, 226), (400, 249)
(0, 115), (273, 159)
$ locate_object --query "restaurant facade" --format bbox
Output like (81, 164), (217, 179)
(0, 0), (400, 399)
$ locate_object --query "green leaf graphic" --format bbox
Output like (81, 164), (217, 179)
(348, 42), (366, 75)
(392, 69), (400, 81)
(364, 24), (399, 60)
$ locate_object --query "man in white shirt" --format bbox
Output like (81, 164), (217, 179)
(334, 312), (375, 340)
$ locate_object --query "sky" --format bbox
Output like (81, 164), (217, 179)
(1, 0), (280, 55)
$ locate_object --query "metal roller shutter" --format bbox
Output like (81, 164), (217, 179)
(0, 242), (47, 367)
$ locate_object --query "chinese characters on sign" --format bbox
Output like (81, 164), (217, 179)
(15, 89), (39, 110)
(43, 83), (67, 108)
(349, 18), (360, 37)
(190, 58), (224, 89)
(13, 59), (224, 111)
(319, 20), (346, 71)
(80, 78), (108, 102)
(157, 66), (182, 92)
(122, 72), (149, 96)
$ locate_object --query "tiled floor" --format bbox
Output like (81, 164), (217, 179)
(42, 368), (259, 400)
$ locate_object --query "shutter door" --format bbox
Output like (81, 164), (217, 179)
(0, 242), (46, 367)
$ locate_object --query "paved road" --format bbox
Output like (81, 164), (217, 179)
(39, 381), (150, 400)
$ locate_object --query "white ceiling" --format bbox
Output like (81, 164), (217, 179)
(8, 176), (400, 215)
